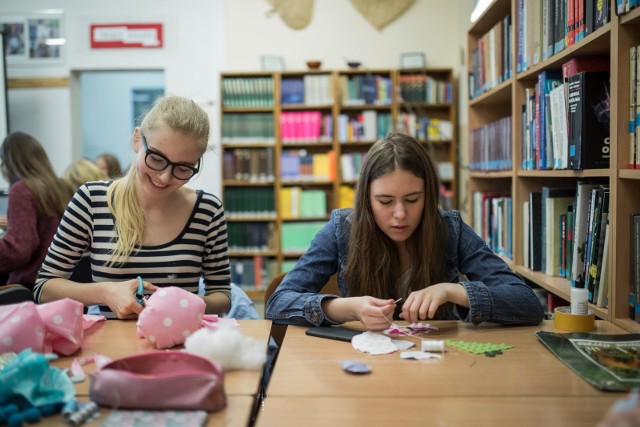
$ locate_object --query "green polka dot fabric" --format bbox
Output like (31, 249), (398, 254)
(445, 340), (514, 355)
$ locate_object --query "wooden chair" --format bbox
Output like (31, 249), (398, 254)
(264, 272), (339, 347)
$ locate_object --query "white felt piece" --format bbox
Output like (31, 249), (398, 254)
(391, 339), (415, 350)
(400, 351), (443, 360)
(351, 331), (397, 355)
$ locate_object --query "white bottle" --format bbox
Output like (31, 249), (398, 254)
(570, 287), (589, 315)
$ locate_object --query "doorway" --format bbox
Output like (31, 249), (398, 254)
(75, 70), (164, 171)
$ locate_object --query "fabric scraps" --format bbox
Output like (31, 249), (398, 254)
(0, 349), (75, 407)
(341, 360), (372, 374)
(0, 299), (105, 356)
(391, 339), (415, 350)
(445, 339), (514, 355)
(351, 332), (397, 355)
(383, 322), (438, 337)
(400, 351), (443, 361)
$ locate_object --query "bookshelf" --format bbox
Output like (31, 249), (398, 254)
(220, 68), (458, 294)
(467, 0), (640, 332)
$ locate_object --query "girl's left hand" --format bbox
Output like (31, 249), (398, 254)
(400, 282), (469, 324)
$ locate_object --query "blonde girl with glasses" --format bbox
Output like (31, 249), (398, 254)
(35, 95), (232, 319)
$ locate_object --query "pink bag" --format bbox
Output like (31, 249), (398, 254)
(89, 351), (226, 412)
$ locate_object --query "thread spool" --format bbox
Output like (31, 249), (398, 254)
(421, 339), (445, 353)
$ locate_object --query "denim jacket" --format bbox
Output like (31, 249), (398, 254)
(266, 208), (544, 327)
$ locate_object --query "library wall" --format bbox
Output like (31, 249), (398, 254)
(1, 0), (473, 203)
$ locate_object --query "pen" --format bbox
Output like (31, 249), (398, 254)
(135, 276), (145, 306)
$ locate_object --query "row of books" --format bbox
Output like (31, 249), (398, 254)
(524, 182), (610, 308)
(397, 75), (454, 104)
(338, 74), (392, 106)
(469, 116), (512, 171)
(221, 113), (275, 143)
(227, 222), (275, 253)
(337, 111), (392, 143)
(616, 0), (640, 15)
(469, 14), (512, 99)
(338, 185), (355, 209)
(516, 0), (609, 74)
(230, 256), (278, 291)
(280, 149), (336, 182)
(471, 192), (513, 258)
(280, 111), (333, 143)
(222, 148), (275, 182)
(281, 222), (326, 253)
(281, 75), (333, 106)
(223, 187), (275, 219)
(396, 115), (453, 142)
(439, 185), (455, 211)
(631, 214), (640, 322)
(340, 152), (366, 182)
(521, 57), (610, 170)
(628, 45), (640, 169)
(222, 77), (274, 108)
(280, 188), (327, 219)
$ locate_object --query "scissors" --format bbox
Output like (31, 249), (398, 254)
(135, 276), (145, 306)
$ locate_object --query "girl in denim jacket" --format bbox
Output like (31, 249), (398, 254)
(267, 133), (543, 330)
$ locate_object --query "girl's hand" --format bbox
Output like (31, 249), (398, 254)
(400, 282), (469, 324)
(0, 215), (7, 228)
(353, 296), (396, 331)
(104, 279), (157, 319)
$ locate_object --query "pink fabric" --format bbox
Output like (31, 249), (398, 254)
(0, 298), (105, 355)
(137, 286), (219, 349)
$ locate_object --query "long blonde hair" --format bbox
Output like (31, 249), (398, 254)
(347, 133), (448, 301)
(64, 158), (108, 189)
(106, 95), (210, 264)
(1, 132), (74, 216)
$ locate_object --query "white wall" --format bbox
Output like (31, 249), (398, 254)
(2, 0), (474, 202)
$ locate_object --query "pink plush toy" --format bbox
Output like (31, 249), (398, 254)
(136, 287), (209, 349)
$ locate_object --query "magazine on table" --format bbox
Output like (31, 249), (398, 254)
(536, 331), (640, 391)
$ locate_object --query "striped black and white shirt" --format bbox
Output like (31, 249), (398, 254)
(34, 181), (231, 318)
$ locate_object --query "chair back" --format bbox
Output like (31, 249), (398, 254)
(264, 272), (339, 346)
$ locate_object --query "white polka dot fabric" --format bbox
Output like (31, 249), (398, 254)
(0, 298), (90, 355)
(136, 287), (206, 349)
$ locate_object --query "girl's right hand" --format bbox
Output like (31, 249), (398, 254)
(353, 296), (396, 331)
(104, 279), (157, 319)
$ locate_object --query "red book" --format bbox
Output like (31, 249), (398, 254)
(562, 56), (610, 80)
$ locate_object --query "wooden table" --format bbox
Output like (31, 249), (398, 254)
(257, 320), (626, 426)
(45, 319), (271, 427)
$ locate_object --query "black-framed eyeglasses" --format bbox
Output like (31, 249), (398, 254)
(140, 132), (200, 180)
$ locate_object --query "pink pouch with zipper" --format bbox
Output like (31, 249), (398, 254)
(89, 351), (226, 412)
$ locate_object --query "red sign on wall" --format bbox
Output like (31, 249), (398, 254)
(90, 23), (163, 49)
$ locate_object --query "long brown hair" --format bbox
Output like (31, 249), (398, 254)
(1, 132), (74, 216)
(347, 133), (448, 299)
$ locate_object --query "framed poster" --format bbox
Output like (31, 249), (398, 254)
(261, 55), (285, 72)
(400, 52), (426, 69)
(0, 13), (64, 65)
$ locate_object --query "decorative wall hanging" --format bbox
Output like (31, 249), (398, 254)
(350, 0), (415, 31)
(266, 0), (314, 30)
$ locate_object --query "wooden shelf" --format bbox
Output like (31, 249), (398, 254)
(221, 68), (458, 294)
(467, 1), (638, 330)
